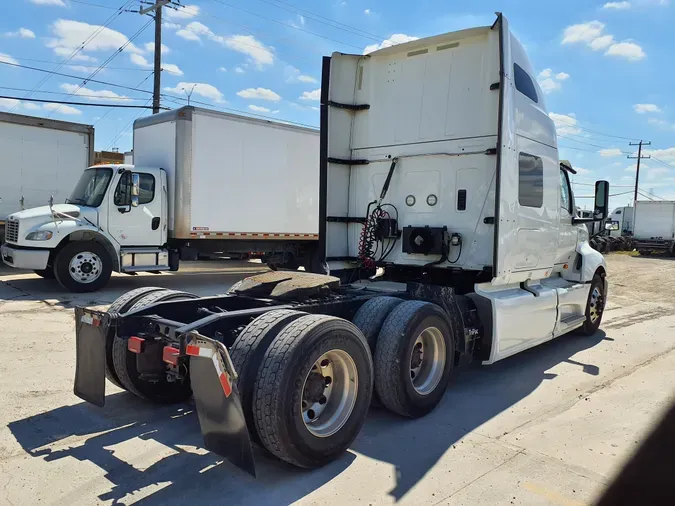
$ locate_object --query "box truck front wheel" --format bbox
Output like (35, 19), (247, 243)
(374, 301), (455, 418)
(112, 289), (198, 402)
(252, 314), (373, 468)
(53, 241), (112, 292)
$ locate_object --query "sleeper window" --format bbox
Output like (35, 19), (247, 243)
(514, 63), (538, 103)
(519, 153), (544, 208)
(559, 169), (572, 214)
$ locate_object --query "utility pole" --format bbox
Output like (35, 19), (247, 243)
(628, 140), (651, 204)
(140, 1), (171, 114)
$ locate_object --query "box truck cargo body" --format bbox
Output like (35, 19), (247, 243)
(632, 200), (675, 253)
(1, 107), (319, 291)
(0, 112), (94, 230)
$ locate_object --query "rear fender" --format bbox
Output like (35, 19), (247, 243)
(576, 240), (606, 283)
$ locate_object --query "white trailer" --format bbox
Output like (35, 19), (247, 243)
(1, 107), (319, 291)
(607, 206), (634, 237)
(0, 112), (94, 232)
(71, 14), (611, 476)
(632, 200), (675, 254)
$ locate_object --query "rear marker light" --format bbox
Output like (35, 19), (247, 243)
(128, 336), (145, 354)
(186, 344), (200, 356)
(163, 346), (180, 365)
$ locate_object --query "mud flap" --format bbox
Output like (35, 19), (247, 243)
(73, 307), (108, 407)
(188, 332), (256, 476)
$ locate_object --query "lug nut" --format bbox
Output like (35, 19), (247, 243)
(319, 396), (327, 405)
(324, 376), (332, 386)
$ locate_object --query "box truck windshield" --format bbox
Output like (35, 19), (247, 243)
(67, 167), (113, 207)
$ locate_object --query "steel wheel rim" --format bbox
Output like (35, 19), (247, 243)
(409, 326), (446, 395)
(589, 286), (604, 323)
(301, 349), (358, 438)
(68, 251), (102, 284)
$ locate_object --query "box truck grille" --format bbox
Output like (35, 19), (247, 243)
(5, 219), (19, 243)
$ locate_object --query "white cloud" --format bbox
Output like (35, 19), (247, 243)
(561, 21), (646, 60)
(53, 47), (97, 62)
(68, 65), (94, 73)
(222, 35), (274, 67)
(603, 1), (631, 8)
(162, 63), (183, 75)
(539, 78), (561, 94)
(537, 69), (570, 94)
(163, 22), (181, 30)
(589, 35), (615, 50)
(176, 26), (202, 42)
(43, 103), (81, 115)
(236, 87), (281, 101)
(285, 65), (317, 83)
(47, 19), (143, 61)
(5, 28), (36, 39)
(364, 9), (371, 15)
(235, 67), (245, 73)
(22, 102), (41, 111)
(646, 166), (670, 180)
(0, 53), (19, 65)
(164, 82), (225, 103)
(144, 42), (170, 54)
(644, 147), (675, 163)
(562, 21), (605, 44)
(129, 53), (151, 68)
(364, 34), (419, 54)
(634, 103), (661, 113)
(30, 0), (65, 5)
(299, 89), (321, 101)
(599, 148), (624, 157)
(549, 112), (582, 135)
(164, 4), (199, 20)
(219, 66), (227, 72)
(248, 104), (271, 113)
(0, 98), (22, 109)
(605, 41), (646, 60)
(60, 83), (129, 102)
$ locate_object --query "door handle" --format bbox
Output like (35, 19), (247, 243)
(151, 217), (160, 230)
(118, 207), (130, 214)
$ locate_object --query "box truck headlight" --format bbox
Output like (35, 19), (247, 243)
(25, 230), (53, 241)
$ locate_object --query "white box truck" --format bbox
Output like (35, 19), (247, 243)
(71, 14), (611, 476)
(0, 112), (94, 235)
(607, 205), (634, 237)
(632, 200), (675, 254)
(1, 107), (319, 291)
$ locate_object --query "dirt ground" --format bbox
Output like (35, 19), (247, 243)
(0, 255), (674, 506)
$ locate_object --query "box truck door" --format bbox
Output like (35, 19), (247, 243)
(107, 169), (163, 246)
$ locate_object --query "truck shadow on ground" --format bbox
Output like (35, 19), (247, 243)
(7, 331), (608, 505)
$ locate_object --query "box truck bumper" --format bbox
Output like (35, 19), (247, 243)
(1, 244), (50, 270)
(73, 307), (256, 476)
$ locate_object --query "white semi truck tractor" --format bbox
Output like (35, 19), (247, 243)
(1, 107), (319, 291)
(71, 14), (609, 476)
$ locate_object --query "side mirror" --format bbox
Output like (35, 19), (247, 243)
(605, 221), (620, 231)
(131, 196), (139, 207)
(131, 173), (140, 197)
(594, 180), (609, 220)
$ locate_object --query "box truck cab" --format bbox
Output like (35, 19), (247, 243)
(71, 14), (610, 476)
(1, 108), (320, 291)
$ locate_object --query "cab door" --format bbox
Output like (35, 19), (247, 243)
(107, 169), (163, 246)
(555, 169), (578, 266)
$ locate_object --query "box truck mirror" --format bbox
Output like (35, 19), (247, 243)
(131, 173), (140, 197)
(594, 180), (609, 220)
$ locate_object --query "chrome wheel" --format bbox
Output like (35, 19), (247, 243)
(589, 286), (604, 323)
(68, 251), (103, 284)
(301, 349), (358, 438)
(409, 327), (446, 395)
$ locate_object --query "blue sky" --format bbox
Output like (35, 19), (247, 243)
(1, 0), (674, 209)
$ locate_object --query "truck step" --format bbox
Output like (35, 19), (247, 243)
(559, 314), (586, 327)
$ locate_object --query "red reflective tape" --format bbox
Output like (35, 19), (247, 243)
(185, 344), (200, 356)
(219, 372), (232, 397)
(128, 336), (144, 354)
(162, 346), (180, 365)
(92, 317), (101, 327)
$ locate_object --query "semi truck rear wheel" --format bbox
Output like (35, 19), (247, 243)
(374, 301), (454, 418)
(352, 296), (405, 352)
(104, 287), (166, 389)
(252, 314), (373, 468)
(230, 309), (306, 446)
(112, 289), (198, 402)
(53, 241), (112, 292)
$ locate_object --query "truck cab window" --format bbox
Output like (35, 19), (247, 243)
(67, 167), (113, 208)
(559, 169), (572, 214)
(518, 153), (543, 208)
(113, 172), (155, 206)
(513, 63), (538, 103)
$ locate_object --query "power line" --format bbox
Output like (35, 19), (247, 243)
(571, 181), (634, 188)
(557, 134), (631, 152)
(95, 73), (155, 126)
(0, 95), (166, 109)
(106, 98), (153, 150)
(576, 191), (633, 199)
(0, 61), (155, 95)
(552, 115), (640, 142)
(0, 86), (148, 101)
(8, 57), (155, 72)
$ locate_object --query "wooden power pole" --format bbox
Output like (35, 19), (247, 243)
(628, 140), (651, 203)
(140, 1), (171, 114)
